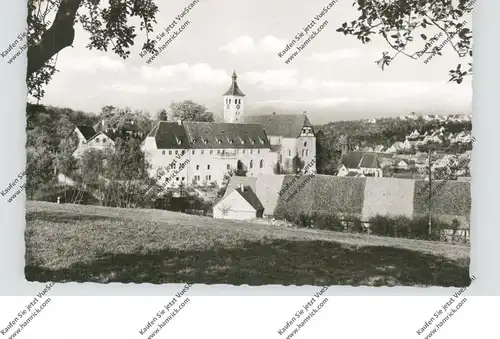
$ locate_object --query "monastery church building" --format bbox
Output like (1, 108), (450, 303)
(141, 71), (317, 188)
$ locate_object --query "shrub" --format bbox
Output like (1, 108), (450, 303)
(348, 217), (365, 233)
(393, 216), (412, 238)
(368, 215), (397, 237)
(314, 213), (344, 231)
(408, 215), (430, 239)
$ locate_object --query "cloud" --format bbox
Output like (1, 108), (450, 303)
(241, 68), (299, 89)
(58, 55), (125, 73)
(307, 49), (365, 62)
(138, 63), (229, 85)
(260, 36), (287, 53)
(103, 83), (190, 94)
(218, 35), (286, 54)
(218, 36), (256, 53)
(254, 98), (350, 107)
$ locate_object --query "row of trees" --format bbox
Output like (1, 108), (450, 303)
(25, 100), (222, 207)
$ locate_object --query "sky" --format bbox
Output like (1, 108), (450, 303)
(37, 0), (473, 125)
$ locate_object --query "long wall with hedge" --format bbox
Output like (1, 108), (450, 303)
(237, 174), (471, 229)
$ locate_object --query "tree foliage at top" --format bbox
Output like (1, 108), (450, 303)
(169, 100), (215, 122)
(336, 0), (473, 83)
(27, 0), (159, 100)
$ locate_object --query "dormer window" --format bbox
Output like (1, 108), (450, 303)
(251, 139), (255, 144)
(96, 138), (100, 143)
(103, 138), (107, 143)
(217, 139), (222, 144)
(257, 137), (264, 144)
(203, 139), (208, 144)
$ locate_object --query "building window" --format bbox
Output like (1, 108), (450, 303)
(279, 154), (283, 163)
(169, 150), (172, 155)
(288, 150), (291, 156)
(96, 138), (100, 143)
(182, 177), (185, 181)
(195, 175), (200, 181)
(201, 150), (204, 155)
(206, 175), (211, 181)
(304, 141), (307, 147)
(103, 138), (107, 143)
(162, 150), (166, 155)
(306, 149), (309, 156)
(210, 150), (213, 154)
(229, 99), (231, 104)
(176, 177), (179, 181)
(175, 150), (178, 155)
(250, 160), (253, 169)
(227, 164), (230, 170)
(243, 150), (246, 154)
(196, 165), (199, 170)
(250, 149), (253, 154)
(192, 150), (195, 155)
(260, 159), (263, 168)
(258, 149), (260, 154)
(217, 150), (221, 154)
(302, 149), (305, 157)
(207, 165), (211, 170)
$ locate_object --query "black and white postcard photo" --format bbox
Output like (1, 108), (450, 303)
(16, 0), (474, 287)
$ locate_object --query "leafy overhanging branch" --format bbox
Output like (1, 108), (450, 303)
(336, 0), (474, 83)
(27, 0), (159, 101)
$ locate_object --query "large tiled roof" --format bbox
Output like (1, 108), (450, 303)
(236, 185), (264, 211)
(148, 121), (271, 149)
(359, 153), (380, 169)
(341, 151), (364, 169)
(148, 121), (190, 149)
(183, 122), (270, 149)
(76, 126), (97, 141)
(243, 114), (312, 138)
(341, 151), (381, 169)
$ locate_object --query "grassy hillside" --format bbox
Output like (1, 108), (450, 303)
(25, 201), (470, 286)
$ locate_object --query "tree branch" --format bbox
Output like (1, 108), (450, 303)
(27, 0), (83, 78)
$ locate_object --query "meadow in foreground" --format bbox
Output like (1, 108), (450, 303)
(25, 201), (471, 286)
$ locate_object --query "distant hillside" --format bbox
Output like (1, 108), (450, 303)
(314, 117), (472, 174)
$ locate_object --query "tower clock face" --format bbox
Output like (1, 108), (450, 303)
(236, 104), (241, 109)
(226, 104), (230, 109)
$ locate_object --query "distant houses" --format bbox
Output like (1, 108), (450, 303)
(73, 120), (145, 159)
(398, 113), (471, 122)
(337, 151), (383, 177)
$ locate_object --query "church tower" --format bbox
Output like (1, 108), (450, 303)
(223, 71), (245, 123)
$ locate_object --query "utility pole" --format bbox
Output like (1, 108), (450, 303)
(428, 148), (432, 236)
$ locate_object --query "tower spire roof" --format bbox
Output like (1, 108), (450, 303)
(223, 70), (245, 97)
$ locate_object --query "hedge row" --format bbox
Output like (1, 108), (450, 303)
(283, 211), (366, 233)
(368, 214), (459, 241)
(283, 210), (465, 243)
